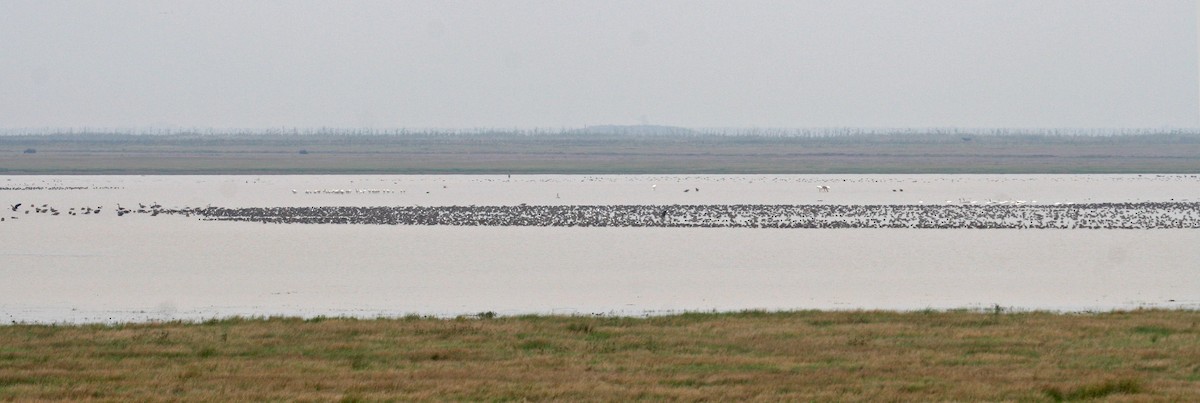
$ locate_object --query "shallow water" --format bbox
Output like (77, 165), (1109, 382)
(2, 174), (1198, 323)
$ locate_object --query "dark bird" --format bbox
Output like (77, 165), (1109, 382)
(10, 203), (20, 211)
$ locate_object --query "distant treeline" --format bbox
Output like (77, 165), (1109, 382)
(4, 126), (1200, 174)
(2, 127), (1199, 147)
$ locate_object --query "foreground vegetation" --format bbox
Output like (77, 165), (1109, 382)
(3, 129), (1200, 174)
(1, 310), (1198, 400)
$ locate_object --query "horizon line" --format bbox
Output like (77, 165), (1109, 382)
(2, 125), (1199, 134)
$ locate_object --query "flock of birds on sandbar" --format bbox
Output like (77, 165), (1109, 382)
(0, 186), (92, 191)
(7, 199), (1200, 229)
(3, 202), (166, 221)
(5, 174), (1200, 228)
(177, 202), (1200, 229)
(294, 188), (401, 194)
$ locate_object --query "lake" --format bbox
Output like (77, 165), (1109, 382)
(2, 174), (1198, 323)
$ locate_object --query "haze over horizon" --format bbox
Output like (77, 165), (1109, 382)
(2, 1), (1197, 130)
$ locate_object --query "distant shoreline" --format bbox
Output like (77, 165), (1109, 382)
(3, 131), (1199, 174)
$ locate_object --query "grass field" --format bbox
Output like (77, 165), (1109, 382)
(1, 310), (1197, 401)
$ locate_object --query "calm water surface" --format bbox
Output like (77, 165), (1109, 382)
(1, 175), (1197, 323)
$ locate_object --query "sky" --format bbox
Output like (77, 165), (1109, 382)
(0, 0), (1196, 130)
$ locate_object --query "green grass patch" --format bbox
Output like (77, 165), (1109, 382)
(0, 310), (1198, 400)
(1043, 378), (1143, 401)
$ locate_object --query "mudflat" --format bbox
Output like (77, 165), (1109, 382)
(3, 174), (1199, 323)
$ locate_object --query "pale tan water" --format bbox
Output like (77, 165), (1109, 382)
(1, 175), (1198, 323)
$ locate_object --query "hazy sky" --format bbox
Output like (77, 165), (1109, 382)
(1, 1), (1196, 129)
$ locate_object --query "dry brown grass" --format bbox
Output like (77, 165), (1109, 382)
(1, 310), (1198, 401)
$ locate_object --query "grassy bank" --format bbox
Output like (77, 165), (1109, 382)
(1, 310), (1198, 400)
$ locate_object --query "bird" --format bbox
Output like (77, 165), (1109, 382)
(10, 203), (20, 211)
